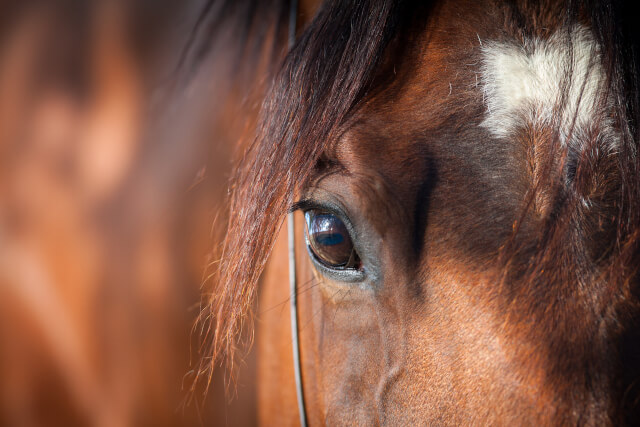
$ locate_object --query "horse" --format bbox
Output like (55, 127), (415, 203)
(200, 0), (640, 424)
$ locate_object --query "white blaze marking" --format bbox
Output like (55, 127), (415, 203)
(480, 27), (614, 151)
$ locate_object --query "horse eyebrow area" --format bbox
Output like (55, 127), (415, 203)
(305, 154), (350, 185)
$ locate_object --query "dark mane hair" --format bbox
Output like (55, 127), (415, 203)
(198, 0), (640, 403)
(198, 0), (419, 381)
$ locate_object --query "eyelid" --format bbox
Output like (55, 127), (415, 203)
(290, 198), (325, 214)
(292, 199), (352, 227)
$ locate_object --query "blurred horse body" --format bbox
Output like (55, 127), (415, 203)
(0, 1), (275, 425)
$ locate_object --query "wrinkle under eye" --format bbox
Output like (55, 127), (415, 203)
(304, 210), (360, 269)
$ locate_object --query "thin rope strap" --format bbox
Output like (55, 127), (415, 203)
(288, 212), (306, 427)
(287, 1), (307, 426)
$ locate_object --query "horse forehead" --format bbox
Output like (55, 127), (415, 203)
(340, 21), (609, 163)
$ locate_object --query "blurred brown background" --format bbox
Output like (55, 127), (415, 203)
(0, 1), (279, 425)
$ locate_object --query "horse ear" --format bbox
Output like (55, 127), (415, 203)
(480, 26), (618, 214)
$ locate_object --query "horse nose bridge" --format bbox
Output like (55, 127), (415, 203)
(371, 284), (411, 422)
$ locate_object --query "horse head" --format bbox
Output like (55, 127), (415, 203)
(207, 0), (640, 423)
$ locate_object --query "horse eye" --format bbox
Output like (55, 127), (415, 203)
(304, 210), (360, 269)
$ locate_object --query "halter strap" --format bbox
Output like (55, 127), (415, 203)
(288, 211), (306, 427)
(287, 1), (307, 426)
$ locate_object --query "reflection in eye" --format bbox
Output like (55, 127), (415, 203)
(304, 210), (360, 269)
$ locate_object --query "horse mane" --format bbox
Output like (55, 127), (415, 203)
(198, 0), (640, 399)
(197, 0), (417, 384)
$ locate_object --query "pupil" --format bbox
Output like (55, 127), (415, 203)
(305, 211), (357, 268)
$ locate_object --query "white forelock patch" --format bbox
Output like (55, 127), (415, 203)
(480, 27), (615, 151)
